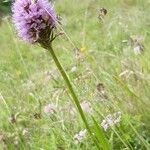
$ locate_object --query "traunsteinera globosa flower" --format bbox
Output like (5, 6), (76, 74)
(12, 0), (57, 47)
(12, 1), (97, 147)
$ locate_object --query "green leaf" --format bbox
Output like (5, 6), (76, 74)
(92, 116), (111, 150)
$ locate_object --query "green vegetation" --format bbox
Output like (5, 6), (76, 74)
(0, 0), (11, 14)
(0, 0), (150, 149)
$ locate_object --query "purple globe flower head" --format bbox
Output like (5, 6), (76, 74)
(12, 0), (57, 47)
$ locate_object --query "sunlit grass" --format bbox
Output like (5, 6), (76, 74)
(0, 0), (150, 149)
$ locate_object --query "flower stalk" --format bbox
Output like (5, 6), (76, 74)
(12, 0), (101, 148)
(47, 45), (100, 149)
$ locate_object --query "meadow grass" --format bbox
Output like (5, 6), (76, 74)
(0, 0), (150, 149)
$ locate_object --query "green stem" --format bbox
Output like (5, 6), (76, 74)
(47, 46), (100, 149)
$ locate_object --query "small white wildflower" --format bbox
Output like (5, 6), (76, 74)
(22, 80), (35, 91)
(101, 111), (122, 131)
(22, 128), (29, 136)
(71, 66), (77, 72)
(43, 103), (56, 115)
(130, 35), (144, 55)
(74, 129), (87, 144)
(81, 101), (92, 113)
(134, 45), (144, 55)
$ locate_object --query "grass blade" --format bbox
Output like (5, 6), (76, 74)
(92, 116), (111, 150)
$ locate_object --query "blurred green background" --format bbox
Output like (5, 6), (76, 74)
(0, 0), (11, 16)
